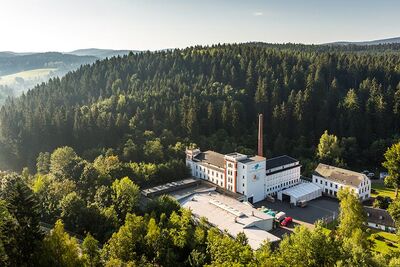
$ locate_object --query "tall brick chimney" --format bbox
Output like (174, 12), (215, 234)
(258, 114), (263, 157)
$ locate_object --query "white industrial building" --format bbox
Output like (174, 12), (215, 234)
(185, 114), (304, 204)
(186, 149), (301, 203)
(180, 191), (280, 249)
(312, 163), (371, 200)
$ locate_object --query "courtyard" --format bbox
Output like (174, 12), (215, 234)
(254, 196), (340, 226)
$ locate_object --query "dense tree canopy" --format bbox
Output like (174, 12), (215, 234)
(0, 43), (399, 172)
(0, 42), (400, 266)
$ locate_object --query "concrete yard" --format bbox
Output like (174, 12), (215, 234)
(254, 196), (339, 226)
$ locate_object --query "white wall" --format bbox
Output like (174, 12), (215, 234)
(312, 174), (371, 200)
(239, 160), (266, 203)
(367, 222), (396, 233)
(265, 166), (301, 196)
(187, 159), (225, 187)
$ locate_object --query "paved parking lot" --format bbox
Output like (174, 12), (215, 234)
(254, 196), (339, 226)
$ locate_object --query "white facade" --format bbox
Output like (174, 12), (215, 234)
(312, 164), (371, 200)
(186, 149), (301, 203)
(367, 222), (396, 233)
(265, 165), (301, 195)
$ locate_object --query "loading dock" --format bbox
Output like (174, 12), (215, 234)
(277, 182), (322, 204)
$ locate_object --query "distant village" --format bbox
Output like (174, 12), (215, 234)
(142, 114), (395, 249)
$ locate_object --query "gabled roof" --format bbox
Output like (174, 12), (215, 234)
(194, 150), (225, 168)
(364, 207), (395, 228)
(314, 163), (366, 187)
(265, 155), (299, 170)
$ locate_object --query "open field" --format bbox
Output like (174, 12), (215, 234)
(371, 183), (396, 199)
(0, 68), (56, 85)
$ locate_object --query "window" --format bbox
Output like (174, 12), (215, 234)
(335, 184), (338, 189)
(320, 180), (322, 184)
(325, 181), (327, 186)
(330, 183), (333, 187)
(243, 183), (245, 187)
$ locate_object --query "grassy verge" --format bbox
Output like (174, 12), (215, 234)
(369, 229), (399, 254)
(321, 221), (399, 254)
(371, 183), (396, 199)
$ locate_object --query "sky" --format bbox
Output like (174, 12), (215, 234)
(0, 0), (399, 52)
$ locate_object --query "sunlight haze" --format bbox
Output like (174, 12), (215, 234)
(1, 0), (399, 52)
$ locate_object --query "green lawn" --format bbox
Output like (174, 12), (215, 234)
(371, 183), (396, 199)
(369, 230), (400, 254)
(321, 223), (399, 254)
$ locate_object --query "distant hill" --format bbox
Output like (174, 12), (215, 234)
(326, 37), (400, 46)
(0, 52), (96, 76)
(0, 49), (140, 99)
(68, 48), (137, 59)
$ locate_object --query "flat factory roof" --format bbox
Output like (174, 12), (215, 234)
(141, 178), (200, 197)
(265, 155), (299, 170)
(180, 192), (280, 249)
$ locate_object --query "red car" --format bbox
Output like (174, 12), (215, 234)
(280, 216), (293, 226)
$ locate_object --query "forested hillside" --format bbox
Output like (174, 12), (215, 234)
(1, 43), (400, 171)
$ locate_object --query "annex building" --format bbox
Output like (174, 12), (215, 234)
(312, 163), (371, 200)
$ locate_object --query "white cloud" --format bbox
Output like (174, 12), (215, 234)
(253, 11), (263, 17)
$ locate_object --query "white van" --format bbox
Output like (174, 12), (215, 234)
(275, 211), (286, 222)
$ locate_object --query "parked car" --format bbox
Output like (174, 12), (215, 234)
(281, 216), (293, 226)
(275, 211), (286, 222)
(266, 195), (275, 203)
(367, 172), (375, 179)
(380, 172), (388, 180)
(296, 200), (308, 207)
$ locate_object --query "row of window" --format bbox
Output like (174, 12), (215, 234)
(314, 177), (370, 194)
(266, 173), (299, 186)
(267, 169), (300, 180)
(196, 171), (224, 186)
(359, 186), (370, 194)
(266, 178), (299, 193)
(314, 178), (342, 189)
(195, 165), (223, 177)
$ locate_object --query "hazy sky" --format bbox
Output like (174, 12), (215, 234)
(1, 0), (399, 52)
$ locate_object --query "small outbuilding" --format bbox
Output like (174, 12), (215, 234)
(277, 182), (322, 204)
(364, 206), (396, 233)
